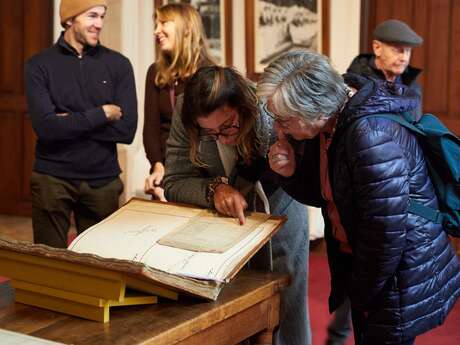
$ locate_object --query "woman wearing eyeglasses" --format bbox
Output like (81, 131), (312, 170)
(163, 65), (312, 345)
(143, 3), (215, 201)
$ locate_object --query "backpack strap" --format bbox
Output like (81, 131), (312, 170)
(371, 114), (425, 136)
(408, 199), (443, 224)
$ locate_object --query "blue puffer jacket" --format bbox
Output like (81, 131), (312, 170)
(332, 75), (460, 343)
(282, 74), (460, 343)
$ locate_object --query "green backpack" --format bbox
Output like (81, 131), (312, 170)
(349, 113), (460, 237)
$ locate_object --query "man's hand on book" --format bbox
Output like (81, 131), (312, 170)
(214, 184), (248, 225)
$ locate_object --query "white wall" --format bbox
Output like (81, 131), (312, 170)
(113, 0), (153, 203)
(231, 0), (247, 74)
(52, 0), (361, 203)
(329, 0), (361, 73)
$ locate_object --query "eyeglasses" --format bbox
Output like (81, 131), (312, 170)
(261, 101), (293, 129)
(199, 124), (240, 142)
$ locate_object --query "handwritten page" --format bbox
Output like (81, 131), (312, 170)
(158, 210), (270, 253)
(68, 199), (281, 282)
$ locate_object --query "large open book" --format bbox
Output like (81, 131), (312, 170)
(68, 198), (285, 299)
(1, 199), (285, 301)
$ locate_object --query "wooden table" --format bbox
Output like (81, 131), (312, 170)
(0, 271), (289, 345)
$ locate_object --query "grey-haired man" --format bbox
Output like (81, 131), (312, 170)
(347, 19), (423, 116)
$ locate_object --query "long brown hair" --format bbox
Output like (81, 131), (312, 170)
(154, 3), (216, 88)
(182, 66), (259, 167)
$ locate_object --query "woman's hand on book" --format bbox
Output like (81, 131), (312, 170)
(214, 184), (248, 225)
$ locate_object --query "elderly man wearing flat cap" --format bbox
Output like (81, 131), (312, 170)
(325, 19), (423, 345)
(24, 0), (137, 248)
(347, 19), (423, 116)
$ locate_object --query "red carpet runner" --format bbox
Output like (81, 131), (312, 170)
(309, 254), (460, 345)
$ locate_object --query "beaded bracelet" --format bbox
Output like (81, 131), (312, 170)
(206, 176), (229, 208)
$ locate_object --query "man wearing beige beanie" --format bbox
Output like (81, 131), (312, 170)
(24, 0), (138, 248)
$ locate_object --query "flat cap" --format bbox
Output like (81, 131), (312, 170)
(373, 19), (423, 47)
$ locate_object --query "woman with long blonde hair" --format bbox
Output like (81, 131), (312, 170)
(143, 3), (215, 200)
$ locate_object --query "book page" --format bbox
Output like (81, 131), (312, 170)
(68, 199), (282, 282)
(158, 210), (270, 253)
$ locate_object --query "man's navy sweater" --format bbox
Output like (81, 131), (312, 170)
(25, 34), (137, 183)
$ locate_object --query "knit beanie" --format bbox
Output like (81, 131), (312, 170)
(60, 0), (108, 27)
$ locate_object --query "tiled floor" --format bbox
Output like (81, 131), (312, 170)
(0, 214), (33, 242)
(0, 215), (33, 283)
(0, 214), (79, 244)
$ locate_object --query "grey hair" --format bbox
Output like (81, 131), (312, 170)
(257, 50), (348, 122)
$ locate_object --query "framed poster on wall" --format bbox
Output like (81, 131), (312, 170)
(245, 0), (329, 79)
(155, 0), (232, 65)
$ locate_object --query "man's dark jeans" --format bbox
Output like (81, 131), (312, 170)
(30, 172), (123, 248)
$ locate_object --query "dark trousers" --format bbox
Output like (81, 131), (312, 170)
(351, 308), (415, 345)
(326, 297), (352, 345)
(30, 172), (123, 248)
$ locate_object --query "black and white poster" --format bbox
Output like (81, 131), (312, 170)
(255, 0), (323, 72)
